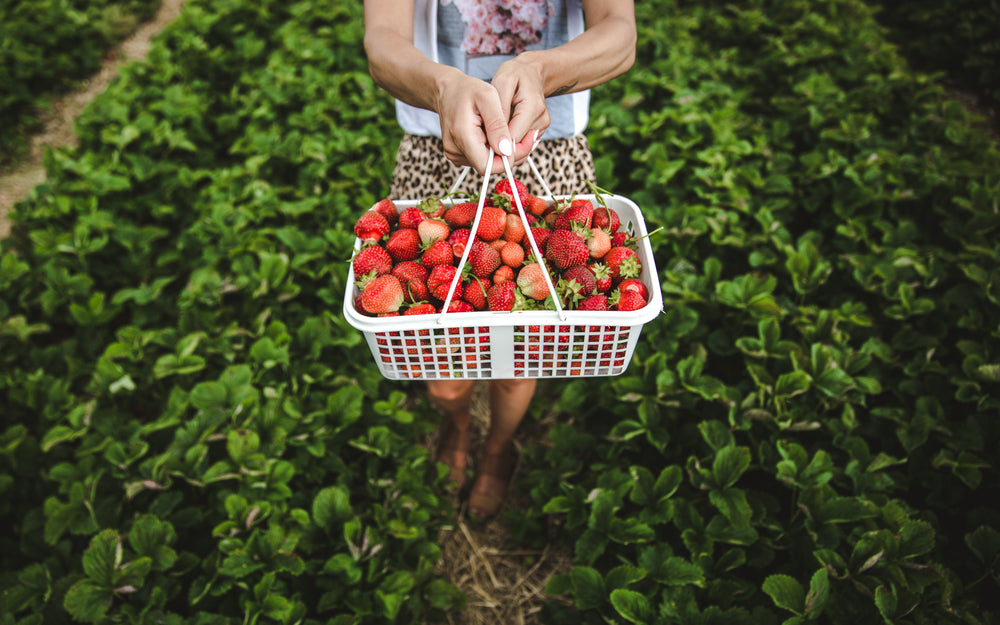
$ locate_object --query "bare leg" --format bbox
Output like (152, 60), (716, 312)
(427, 380), (475, 489)
(469, 378), (537, 518)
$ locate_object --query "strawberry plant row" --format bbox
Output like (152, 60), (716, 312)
(0, 0), (998, 624)
(0, 0), (162, 166)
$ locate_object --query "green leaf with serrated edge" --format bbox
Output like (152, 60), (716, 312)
(805, 568), (830, 617)
(710, 488), (753, 529)
(82, 529), (120, 585)
(610, 589), (653, 624)
(762, 574), (805, 615)
(965, 525), (1000, 566)
(605, 564), (647, 590)
(569, 566), (605, 610)
(875, 585), (897, 623)
(656, 557), (705, 587)
(63, 580), (112, 623)
(312, 486), (352, 528)
(898, 520), (935, 558)
(819, 497), (876, 524)
(712, 446), (751, 489)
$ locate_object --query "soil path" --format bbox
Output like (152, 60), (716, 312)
(0, 0), (186, 239)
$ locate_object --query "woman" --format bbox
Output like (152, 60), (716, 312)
(363, 0), (636, 519)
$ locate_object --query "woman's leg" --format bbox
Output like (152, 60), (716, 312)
(427, 379), (476, 489)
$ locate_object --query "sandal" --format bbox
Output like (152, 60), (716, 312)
(435, 419), (472, 491)
(468, 443), (518, 520)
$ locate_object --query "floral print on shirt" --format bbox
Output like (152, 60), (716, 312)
(441, 0), (556, 56)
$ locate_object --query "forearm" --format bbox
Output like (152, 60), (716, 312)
(514, 9), (636, 98)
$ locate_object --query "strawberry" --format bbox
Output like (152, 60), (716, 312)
(399, 206), (427, 229)
(545, 229), (589, 269)
(352, 244), (392, 277)
(503, 212), (527, 243)
(392, 261), (430, 303)
(354, 211), (390, 245)
(446, 300), (476, 314)
(417, 196), (447, 218)
(592, 205), (620, 233)
(469, 239), (501, 278)
(578, 294), (609, 311)
(589, 262), (614, 293)
(371, 198), (399, 227)
(444, 201), (477, 228)
(610, 230), (631, 247)
(360, 274), (404, 314)
(554, 199), (593, 229)
(404, 302), (437, 315)
(586, 227), (611, 259)
(463, 276), (491, 310)
(604, 246), (641, 280)
(562, 265), (596, 297)
(490, 238), (508, 252)
(523, 225), (551, 254)
(611, 289), (647, 312)
(474, 205), (507, 241)
(417, 218), (450, 245)
(525, 195), (548, 216)
(494, 178), (530, 210)
(500, 240), (524, 268)
(516, 263), (551, 300)
(617, 278), (648, 301)
(493, 264), (515, 283)
(385, 227), (421, 262)
(448, 228), (471, 259)
(487, 280), (518, 311)
(427, 264), (459, 301)
(421, 240), (453, 268)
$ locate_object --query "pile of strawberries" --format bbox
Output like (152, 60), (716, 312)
(350, 178), (651, 318)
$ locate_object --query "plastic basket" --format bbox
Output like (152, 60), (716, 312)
(343, 155), (662, 380)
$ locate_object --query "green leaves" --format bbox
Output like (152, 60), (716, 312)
(762, 569), (830, 620)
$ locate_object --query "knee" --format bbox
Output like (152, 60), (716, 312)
(427, 380), (475, 404)
(490, 378), (537, 396)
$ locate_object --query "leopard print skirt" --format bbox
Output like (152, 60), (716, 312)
(388, 133), (595, 200)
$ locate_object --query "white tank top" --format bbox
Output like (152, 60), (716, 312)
(395, 0), (590, 139)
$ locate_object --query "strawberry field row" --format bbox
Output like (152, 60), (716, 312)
(0, 0), (162, 166)
(1, 0), (999, 624)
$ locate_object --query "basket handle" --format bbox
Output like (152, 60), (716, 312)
(438, 150), (566, 322)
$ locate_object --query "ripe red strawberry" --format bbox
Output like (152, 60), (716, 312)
(586, 227), (611, 259)
(516, 263), (551, 300)
(562, 265), (596, 296)
(554, 199), (593, 229)
(474, 205), (507, 241)
(503, 213), (527, 243)
(447, 228), (471, 259)
(578, 294), (609, 311)
(404, 302), (437, 315)
(392, 261), (429, 303)
(360, 274), (404, 314)
(385, 227), (421, 262)
(427, 265), (459, 301)
(417, 196), (447, 218)
(493, 264), (515, 283)
(545, 229), (589, 269)
(446, 300), (475, 314)
(604, 246), (642, 280)
(421, 240), (453, 268)
(469, 239), (501, 278)
(487, 280), (518, 311)
(398, 206), (424, 229)
(354, 211), (390, 245)
(494, 178), (530, 210)
(525, 195), (548, 216)
(444, 201), (477, 228)
(463, 276), (491, 310)
(371, 198), (399, 227)
(617, 278), (648, 301)
(352, 244), (392, 277)
(418, 218), (450, 245)
(611, 289), (647, 311)
(592, 205), (620, 233)
(610, 230), (630, 247)
(523, 225), (551, 255)
(589, 262), (613, 293)
(500, 241), (524, 268)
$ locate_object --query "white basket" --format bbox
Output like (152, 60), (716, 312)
(344, 153), (661, 379)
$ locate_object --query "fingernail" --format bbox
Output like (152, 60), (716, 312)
(498, 138), (513, 156)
